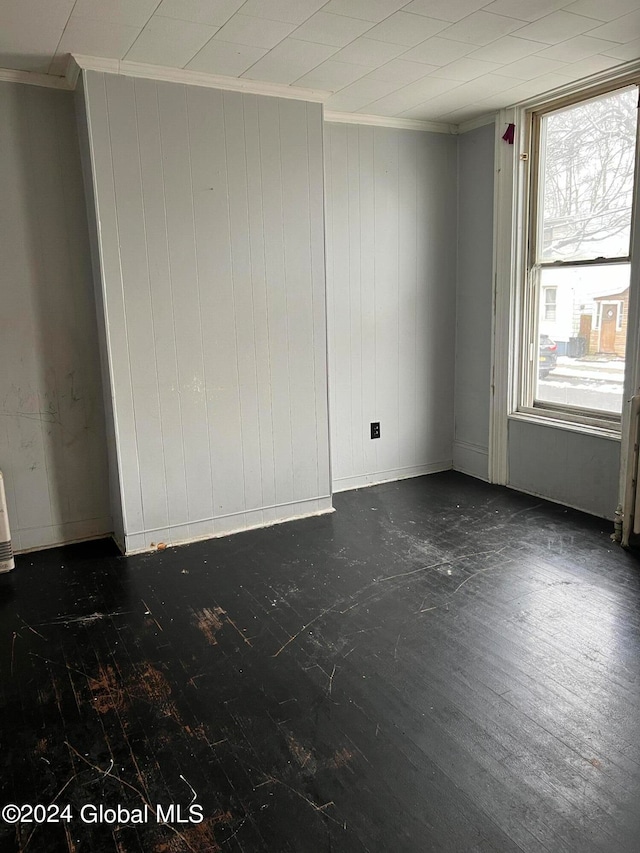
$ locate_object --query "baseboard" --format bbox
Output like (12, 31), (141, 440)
(332, 461), (452, 493)
(506, 483), (614, 523)
(14, 516), (113, 554)
(452, 440), (489, 482)
(123, 496), (334, 555)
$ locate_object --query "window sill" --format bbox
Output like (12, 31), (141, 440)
(509, 409), (621, 441)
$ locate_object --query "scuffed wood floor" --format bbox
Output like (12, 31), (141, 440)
(1, 472), (640, 852)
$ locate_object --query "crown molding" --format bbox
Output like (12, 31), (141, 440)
(324, 110), (455, 134)
(0, 67), (71, 90)
(67, 54), (330, 102)
(512, 57), (640, 110)
(65, 55), (82, 89)
(456, 113), (497, 135)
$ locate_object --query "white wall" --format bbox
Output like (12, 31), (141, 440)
(454, 122), (495, 481)
(508, 420), (619, 519)
(79, 71), (331, 554)
(0, 82), (111, 552)
(325, 122), (457, 491)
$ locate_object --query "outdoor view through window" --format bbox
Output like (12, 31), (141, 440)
(533, 86), (637, 417)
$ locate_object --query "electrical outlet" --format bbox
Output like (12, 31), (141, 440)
(370, 422), (380, 439)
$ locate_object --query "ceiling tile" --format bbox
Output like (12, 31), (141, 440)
(398, 100), (457, 119)
(402, 0), (488, 24)
(125, 16), (218, 67)
(154, 0), (246, 28)
(366, 58), (438, 83)
(397, 87), (478, 117)
(402, 36), (476, 65)
(482, 0), (574, 23)
(364, 75), (461, 113)
(57, 17), (140, 59)
(321, 0), (407, 23)
(513, 11), (602, 45)
(213, 14), (295, 48)
(467, 35), (544, 63)
(474, 88), (522, 108)
(439, 11), (526, 45)
(0, 0), (75, 30)
(498, 54), (570, 79)
(0, 22), (62, 73)
(235, 0), (327, 25)
(432, 57), (502, 81)
(535, 34), (621, 61)
(586, 11), (640, 44)
(292, 11), (373, 47)
(471, 72), (520, 94)
(356, 100), (413, 116)
(364, 12), (448, 46)
(434, 104), (488, 122)
(404, 72), (519, 117)
(186, 39), (268, 74)
(70, 0), (160, 27)
(601, 37), (640, 61)
(435, 75), (508, 103)
(563, 0), (640, 22)
(498, 71), (575, 100)
(562, 53), (625, 77)
(331, 36), (406, 65)
(324, 78), (400, 111)
(241, 37), (338, 83)
(294, 58), (371, 89)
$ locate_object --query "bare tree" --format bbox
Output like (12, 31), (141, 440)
(540, 86), (637, 260)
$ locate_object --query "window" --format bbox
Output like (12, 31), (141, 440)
(543, 287), (556, 321)
(519, 84), (638, 425)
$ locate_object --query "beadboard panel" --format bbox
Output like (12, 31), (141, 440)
(325, 122), (456, 490)
(508, 419), (619, 520)
(79, 71), (331, 552)
(0, 82), (111, 553)
(454, 122), (495, 482)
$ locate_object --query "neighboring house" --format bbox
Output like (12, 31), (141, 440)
(538, 266), (630, 357)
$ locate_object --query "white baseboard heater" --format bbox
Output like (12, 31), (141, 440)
(0, 471), (14, 573)
(622, 394), (640, 548)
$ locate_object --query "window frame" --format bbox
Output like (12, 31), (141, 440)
(490, 61), (640, 487)
(515, 81), (640, 433)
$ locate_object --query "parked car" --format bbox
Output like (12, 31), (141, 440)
(539, 334), (558, 378)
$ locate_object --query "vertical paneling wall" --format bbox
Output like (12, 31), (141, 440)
(79, 71), (331, 554)
(508, 421), (619, 519)
(0, 82), (111, 552)
(325, 123), (457, 491)
(454, 123), (495, 481)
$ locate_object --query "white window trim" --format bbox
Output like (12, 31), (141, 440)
(489, 59), (640, 487)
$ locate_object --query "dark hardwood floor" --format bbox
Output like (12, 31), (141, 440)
(1, 471), (640, 852)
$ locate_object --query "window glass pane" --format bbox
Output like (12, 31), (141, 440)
(538, 87), (638, 263)
(535, 263), (629, 415)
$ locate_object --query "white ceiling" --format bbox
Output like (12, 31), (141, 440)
(2, 0), (640, 123)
